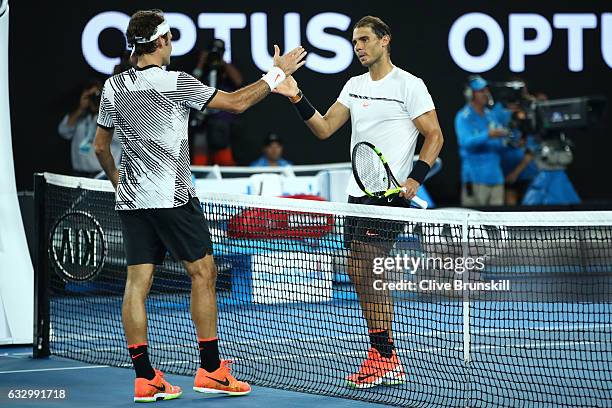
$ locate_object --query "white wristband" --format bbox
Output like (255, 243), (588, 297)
(261, 67), (286, 90)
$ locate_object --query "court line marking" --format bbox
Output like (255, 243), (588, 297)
(1, 352), (33, 356)
(0, 355), (28, 359)
(0, 365), (110, 374)
(236, 340), (605, 363)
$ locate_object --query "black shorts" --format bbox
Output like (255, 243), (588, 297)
(344, 195), (409, 249)
(117, 197), (213, 266)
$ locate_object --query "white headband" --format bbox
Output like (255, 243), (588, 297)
(134, 21), (170, 44)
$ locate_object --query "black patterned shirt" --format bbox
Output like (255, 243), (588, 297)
(97, 65), (217, 210)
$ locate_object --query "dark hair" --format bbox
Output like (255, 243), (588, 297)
(353, 16), (392, 55)
(67, 79), (102, 111)
(264, 133), (282, 147)
(81, 78), (102, 92)
(126, 9), (167, 56)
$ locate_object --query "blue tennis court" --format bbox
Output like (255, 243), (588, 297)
(3, 0), (612, 406)
(5, 303), (612, 407)
(40, 295), (612, 407)
(22, 174), (612, 406)
(0, 345), (377, 407)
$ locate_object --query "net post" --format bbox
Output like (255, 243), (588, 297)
(462, 213), (471, 364)
(33, 173), (50, 358)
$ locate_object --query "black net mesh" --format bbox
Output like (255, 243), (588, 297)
(37, 174), (612, 407)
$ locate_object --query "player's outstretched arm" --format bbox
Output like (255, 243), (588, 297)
(207, 45), (306, 114)
(274, 76), (349, 140)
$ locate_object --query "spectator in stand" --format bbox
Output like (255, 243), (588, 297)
(113, 50), (137, 74)
(491, 77), (540, 205)
(455, 76), (506, 206)
(250, 133), (292, 167)
(491, 101), (538, 206)
(58, 79), (121, 177)
(190, 39), (243, 165)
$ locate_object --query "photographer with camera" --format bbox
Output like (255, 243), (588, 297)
(489, 78), (539, 205)
(58, 79), (121, 177)
(455, 76), (507, 206)
(191, 39), (243, 165)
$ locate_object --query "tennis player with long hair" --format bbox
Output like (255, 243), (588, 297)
(93, 9), (306, 402)
(274, 16), (443, 388)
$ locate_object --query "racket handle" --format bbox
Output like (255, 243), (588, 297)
(411, 196), (428, 209)
(400, 187), (428, 209)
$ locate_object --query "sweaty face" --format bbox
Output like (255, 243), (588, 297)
(352, 26), (387, 67)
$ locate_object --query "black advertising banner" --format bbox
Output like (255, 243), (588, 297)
(9, 1), (611, 203)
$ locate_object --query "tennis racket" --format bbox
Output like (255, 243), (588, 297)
(351, 141), (428, 209)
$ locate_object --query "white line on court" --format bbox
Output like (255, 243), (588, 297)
(227, 340), (603, 363)
(1, 352), (32, 356)
(0, 365), (110, 374)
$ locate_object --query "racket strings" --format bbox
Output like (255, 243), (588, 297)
(353, 144), (389, 194)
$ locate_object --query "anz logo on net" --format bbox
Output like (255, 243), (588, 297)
(82, 11), (354, 75)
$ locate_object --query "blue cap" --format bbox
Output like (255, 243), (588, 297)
(264, 133), (282, 146)
(469, 76), (488, 91)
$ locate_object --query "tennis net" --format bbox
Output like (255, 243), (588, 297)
(33, 173), (612, 407)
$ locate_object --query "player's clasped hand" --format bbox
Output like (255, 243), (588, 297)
(399, 178), (420, 200)
(272, 45), (307, 76)
(272, 75), (299, 98)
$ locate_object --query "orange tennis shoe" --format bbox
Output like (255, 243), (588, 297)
(134, 369), (182, 403)
(193, 360), (251, 396)
(346, 347), (406, 388)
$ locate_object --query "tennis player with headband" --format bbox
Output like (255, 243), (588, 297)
(274, 16), (444, 388)
(93, 9), (306, 402)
